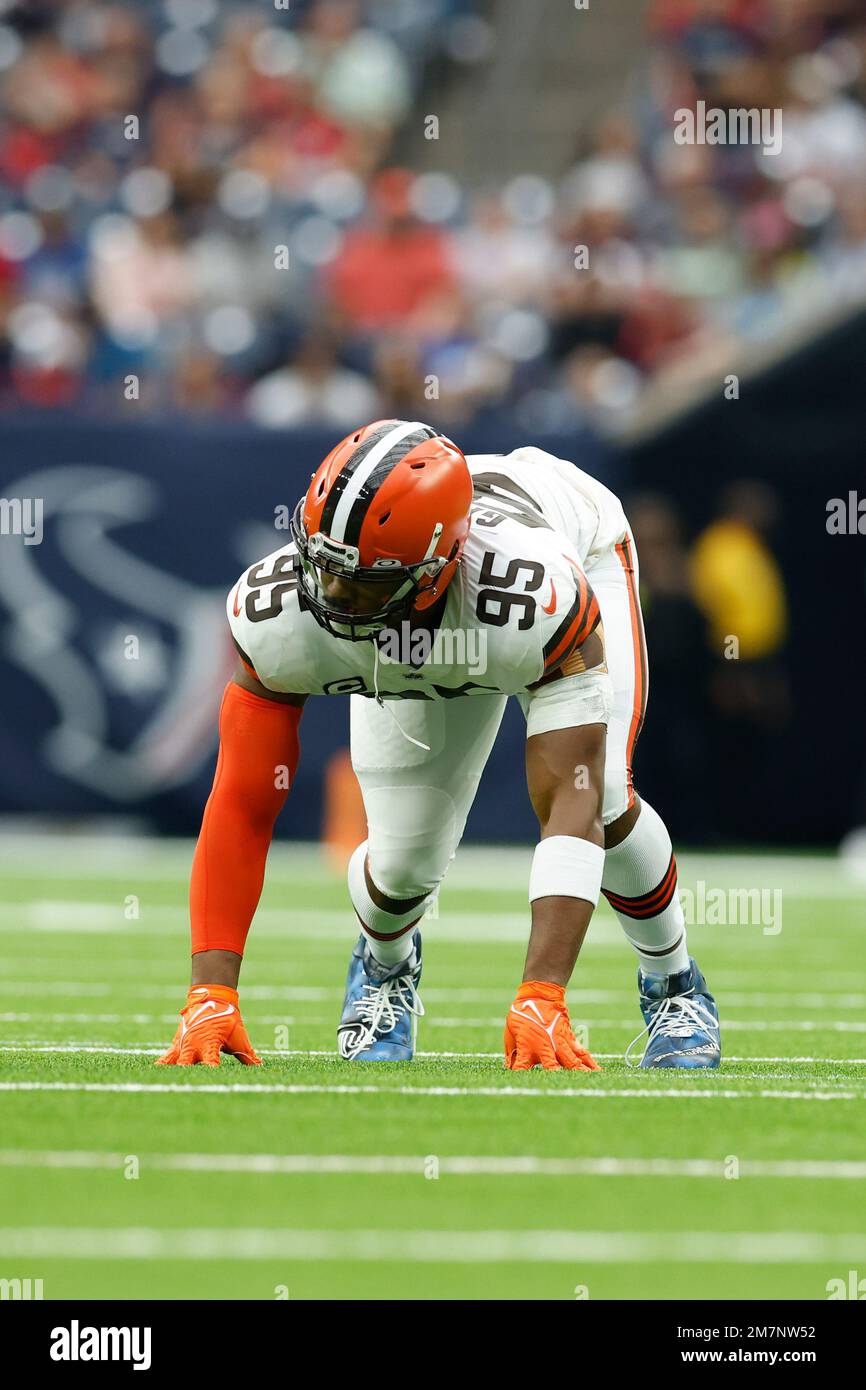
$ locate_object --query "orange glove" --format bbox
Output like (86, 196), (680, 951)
(504, 980), (600, 1072)
(156, 985), (262, 1067)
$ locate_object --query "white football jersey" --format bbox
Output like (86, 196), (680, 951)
(227, 448), (628, 701)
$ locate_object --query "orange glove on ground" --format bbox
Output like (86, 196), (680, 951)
(504, 980), (600, 1072)
(156, 985), (262, 1067)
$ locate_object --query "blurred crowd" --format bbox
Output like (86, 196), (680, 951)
(1, 0), (865, 430)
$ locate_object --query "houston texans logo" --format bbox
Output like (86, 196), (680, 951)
(0, 465), (235, 801)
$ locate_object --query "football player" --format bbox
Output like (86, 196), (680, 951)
(158, 421), (720, 1071)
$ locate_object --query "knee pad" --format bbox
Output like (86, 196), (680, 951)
(347, 841), (439, 939)
(359, 785), (457, 900)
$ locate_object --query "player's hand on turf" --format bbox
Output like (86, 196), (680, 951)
(156, 985), (262, 1066)
(504, 980), (600, 1071)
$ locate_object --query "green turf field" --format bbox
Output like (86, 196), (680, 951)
(0, 838), (864, 1301)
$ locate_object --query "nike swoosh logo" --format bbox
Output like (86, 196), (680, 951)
(181, 1002), (235, 1037)
(188, 1001), (217, 1026)
(232, 583), (242, 618)
(541, 579), (557, 614)
(510, 1001), (559, 1040)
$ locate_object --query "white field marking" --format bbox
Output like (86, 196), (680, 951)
(17, 975), (866, 1007)
(3, 900), (865, 944)
(9, 946), (864, 1012)
(1, 1149), (865, 1181)
(0, 1043), (496, 1059)
(0, 1052), (854, 1090)
(0, 1043), (509, 1059)
(260, 1016), (866, 1034)
(716, 1056), (866, 1065)
(1, 1042), (866, 1067)
(0, 836), (335, 880)
(2, 1226), (866, 1264)
(2, 1045), (866, 1087)
(714, 994), (866, 1009)
(0, 902), (336, 936)
(0, 1012), (186, 1025)
(8, 975), (866, 1008)
(2, 1039), (865, 1066)
(2, 1040), (866, 1071)
(0, 1081), (860, 1101)
(6, 1012), (866, 1036)
(0, 904), (538, 944)
(0, 834), (858, 894)
(414, 1018), (866, 1035)
(0, 1042), (504, 1059)
(0, 982), (113, 996)
(0, 1044), (166, 1056)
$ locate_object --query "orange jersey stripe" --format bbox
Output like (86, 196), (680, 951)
(542, 573), (600, 674)
(615, 536), (648, 806)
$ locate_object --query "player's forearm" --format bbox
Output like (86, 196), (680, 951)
(524, 810), (604, 984)
(524, 723), (606, 985)
(523, 896), (595, 985)
(189, 681), (301, 966)
(191, 948), (243, 988)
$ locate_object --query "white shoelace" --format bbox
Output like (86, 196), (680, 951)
(343, 972), (426, 1059)
(625, 993), (719, 1068)
(372, 641), (431, 751)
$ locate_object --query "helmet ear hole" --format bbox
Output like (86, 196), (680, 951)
(410, 461), (425, 470)
(378, 510), (391, 525)
(448, 540), (459, 560)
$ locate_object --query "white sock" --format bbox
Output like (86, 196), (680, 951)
(347, 841), (434, 966)
(601, 800), (690, 977)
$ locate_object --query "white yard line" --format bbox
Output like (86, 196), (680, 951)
(0, 1012), (185, 1025)
(421, 1019), (866, 1033)
(0, 1080), (859, 1101)
(0, 835), (857, 891)
(0, 982), (114, 996)
(6, 976), (866, 1007)
(2, 1040), (866, 1065)
(0, 1149), (864, 1181)
(0, 1225), (864, 1263)
(0, 1041), (503, 1058)
(0, 904), (541, 942)
(0, 1043), (508, 1058)
(5, 1011), (866, 1034)
(1, 901), (863, 945)
(1, 973), (866, 1006)
(3, 1044), (866, 1081)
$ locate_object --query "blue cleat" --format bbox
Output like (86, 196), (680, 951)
(337, 931), (424, 1061)
(626, 957), (720, 1069)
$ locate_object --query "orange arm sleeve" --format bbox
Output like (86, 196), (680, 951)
(190, 681), (302, 956)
